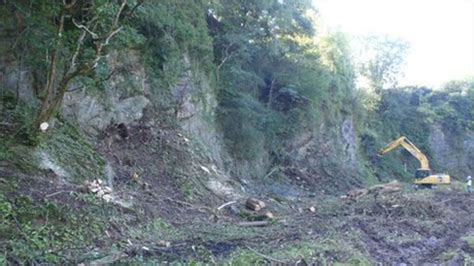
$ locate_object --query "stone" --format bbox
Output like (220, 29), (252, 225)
(158, 240), (171, 248)
(264, 212), (274, 220)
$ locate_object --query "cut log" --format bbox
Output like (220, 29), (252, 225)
(238, 221), (269, 227)
(245, 197), (266, 211)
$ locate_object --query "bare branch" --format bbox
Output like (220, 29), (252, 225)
(63, 0), (77, 10)
(70, 30), (86, 70)
(36, 0), (131, 125)
(103, 26), (123, 46)
(114, 0), (128, 27)
(217, 44), (237, 71)
(72, 19), (99, 39)
(217, 201), (237, 211)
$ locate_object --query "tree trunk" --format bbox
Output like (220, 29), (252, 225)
(35, 74), (73, 127)
(34, 6), (67, 128)
(267, 78), (275, 109)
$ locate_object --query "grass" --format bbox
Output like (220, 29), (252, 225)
(0, 188), (107, 264)
(222, 230), (372, 265)
(461, 233), (474, 248)
(37, 121), (106, 184)
(126, 216), (181, 244)
(223, 248), (266, 265)
(0, 173), (183, 264)
(1, 105), (106, 183)
(439, 249), (474, 264)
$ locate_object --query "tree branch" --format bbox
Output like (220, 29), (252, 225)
(63, 0), (77, 10)
(70, 30), (86, 70)
(114, 0), (128, 27)
(217, 43), (237, 71)
(128, 0), (144, 17)
(72, 19), (99, 39)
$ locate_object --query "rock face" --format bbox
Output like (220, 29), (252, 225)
(0, 41), (373, 190)
(0, 39), (37, 104)
(286, 115), (362, 191)
(0, 50), (151, 135)
(169, 56), (270, 180)
(62, 92), (150, 135)
(0, 66), (36, 103)
(172, 70), (227, 169)
(429, 125), (474, 178)
(3, 40), (473, 191)
(341, 117), (358, 170)
(61, 51), (151, 135)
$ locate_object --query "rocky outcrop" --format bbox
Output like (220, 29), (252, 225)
(286, 115), (362, 191)
(61, 51), (151, 135)
(172, 70), (227, 169)
(429, 125), (474, 178)
(62, 91), (150, 135)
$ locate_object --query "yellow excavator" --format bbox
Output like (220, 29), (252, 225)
(378, 136), (450, 188)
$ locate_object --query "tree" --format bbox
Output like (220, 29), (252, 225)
(35, 0), (145, 127)
(2, 0), (144, 128)
(356, 35), (409, 91)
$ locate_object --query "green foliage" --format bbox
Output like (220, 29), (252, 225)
(0, 0), (146, 127)
(213, 1), (357, 168)
(13, 105), (44, 146)
(134, 0), (213, 107)
(426, 79), (474, 132)
(1, 0), (472, 187)
(462, 233), (474, 248)
(38, 121), (106, 184)
(0, 191), (106, 264)
(359, 79), (474, 181)
(356, 35), (409, 90)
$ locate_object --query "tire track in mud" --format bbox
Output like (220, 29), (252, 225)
(352, 191), (474, 264)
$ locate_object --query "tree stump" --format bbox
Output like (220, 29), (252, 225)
(245, 197), (266, 211)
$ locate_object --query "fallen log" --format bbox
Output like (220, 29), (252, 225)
(368, 180), (402, 194)
(344, 180), (402, 201)
(238, 221), (269, 227)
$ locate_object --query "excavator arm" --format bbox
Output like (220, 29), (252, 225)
(378, 136), (430, 170)
(378, 136), (450, 187)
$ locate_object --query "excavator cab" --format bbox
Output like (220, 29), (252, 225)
(415, 168), (431, 179)
(378, 136), (450, 188)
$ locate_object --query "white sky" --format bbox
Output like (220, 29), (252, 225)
(315, 0), (474, 88)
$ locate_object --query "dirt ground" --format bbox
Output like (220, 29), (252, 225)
(91, 118), (474, 264)
(2, 114), (473, 264)
(6, 167), (472, 264)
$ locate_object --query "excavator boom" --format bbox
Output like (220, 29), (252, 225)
(378, 136), (450, 187)
(378, 136), (430, 170)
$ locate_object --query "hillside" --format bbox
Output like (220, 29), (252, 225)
(0, 1), (473, 264)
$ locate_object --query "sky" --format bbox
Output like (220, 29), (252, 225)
(315, 0), (474, 88)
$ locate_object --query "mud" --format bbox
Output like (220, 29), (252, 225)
(345, 191), (474, 264)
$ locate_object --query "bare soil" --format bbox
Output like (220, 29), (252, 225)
(2, 113), (473, 264)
